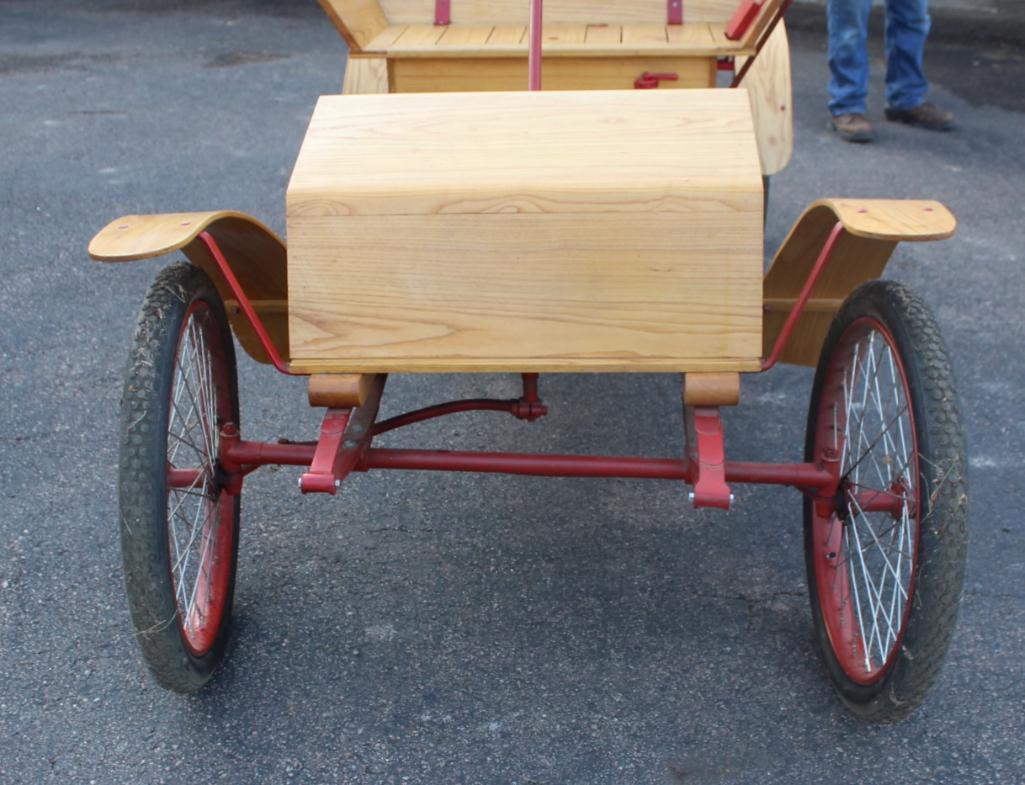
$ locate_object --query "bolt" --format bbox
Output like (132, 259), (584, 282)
(688, 492), (695, 503)
(334, 479), (341, 490)
(826, 551), (837, 560)
(297, 477), (303, 489)
(348, 423), (364, 435)
(729, 493), (735, 505)
(343, 439), (359, 450)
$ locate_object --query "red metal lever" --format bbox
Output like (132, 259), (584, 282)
(634, 71), (679, 89)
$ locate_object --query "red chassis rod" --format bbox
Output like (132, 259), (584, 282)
(213, 439), (900, 515)
(188, 192), (859, 508)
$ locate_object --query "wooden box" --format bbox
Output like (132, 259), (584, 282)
(286, 89), (763, 373)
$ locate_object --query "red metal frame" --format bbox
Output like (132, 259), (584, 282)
(729, 0), (793, 88)
(724, 0), (764, 41)
(191, 57), (862, 513)
(761, 221), (845, 372)
(435, 0), (450, 26)
(197, 231), (295, 376)
(667, 0), (683, 25)
(528, 0), (543, 90)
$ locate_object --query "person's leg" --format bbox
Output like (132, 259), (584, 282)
(827, 0), (873, 116)
(883, 0), (954, 128)
(884, 0), (930, 110)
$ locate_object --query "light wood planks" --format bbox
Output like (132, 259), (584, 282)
(736, 23), (792, 175)
(286, 90), (764, 373)
(378, 0), (739, 26)
(762, 199), (956, 366)
(89, 211), (289, 366)
(364, 22), (746, 56)
(389, 55), (715, 91)
(317, 0), (389, 51)
(342, 57), (390, 94)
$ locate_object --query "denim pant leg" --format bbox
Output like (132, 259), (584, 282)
(885, 0), (931, 109)
(827, 0), (873, 115)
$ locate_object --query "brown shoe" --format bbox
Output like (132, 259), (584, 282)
(885, 102), (954, 131)
(830, 113), (874, 143)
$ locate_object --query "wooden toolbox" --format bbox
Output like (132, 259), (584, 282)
(286, 88), (764, 373)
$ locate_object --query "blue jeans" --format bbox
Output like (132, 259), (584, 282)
(827, 0), (931, 116)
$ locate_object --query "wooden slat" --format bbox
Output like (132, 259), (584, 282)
(364, 25), (408, 50)
(287, 90), (763, 373)
(378, 0), (739, 26)
(542, 23), (587, 44)
(621, 24), (668, 45)
(388, 24), (448, 50)
(584, 24), (621, 44)
(486, 25), (527, 45)
(356, 23), (743, 56)
(667, 22), (720, 48)
(436, 25), (495, 47)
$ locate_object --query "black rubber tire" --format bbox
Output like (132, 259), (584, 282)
(804, 280), (968, 722)
(119, 262), (240, 692)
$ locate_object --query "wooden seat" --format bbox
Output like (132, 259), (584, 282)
(318, 0), (793, 174)
(364, 22), (750, 57)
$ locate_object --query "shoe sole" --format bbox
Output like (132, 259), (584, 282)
(830, 120), (874, 143)
(884, 109), (954, 131)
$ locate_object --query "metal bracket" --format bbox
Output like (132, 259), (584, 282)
(685, 406), (733, 510)
(300, 375), (387, 494)
(634, 71), (679, 89)
(435, 0), (450, 25)
(667, 0), (683, 25)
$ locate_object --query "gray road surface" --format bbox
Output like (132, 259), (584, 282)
(1, 2), (1024, 783)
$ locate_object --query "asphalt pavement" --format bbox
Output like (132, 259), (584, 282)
(1, 2), (1024, 783)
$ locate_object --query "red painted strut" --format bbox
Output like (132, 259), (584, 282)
(528, 0), (543, 90)
(220, 438), (835, 489)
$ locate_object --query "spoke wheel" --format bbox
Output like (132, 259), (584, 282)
(804, 281), (967, 722)
(119, 263), (240, 692)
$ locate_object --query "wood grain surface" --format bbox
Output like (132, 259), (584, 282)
(287, 90), (763, 372)
(388, 55), (715, 91)
(89, 211), (289, 366)
(762, 199), (956, 366)
(364, 22), (748, 56)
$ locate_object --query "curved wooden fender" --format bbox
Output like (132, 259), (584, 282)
(89, 211), (289, 366)
(762, 198), (956, 366)
(736, 23), (792, 176)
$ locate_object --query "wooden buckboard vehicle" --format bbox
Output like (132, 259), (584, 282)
(89, 0), (967, 722)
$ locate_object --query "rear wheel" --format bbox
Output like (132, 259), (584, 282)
(804, 280), (967, 721)
(119, 262), (240, 692)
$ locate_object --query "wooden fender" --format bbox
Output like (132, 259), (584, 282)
(762, 198), (956, 367)
(89, 211), (289, 366)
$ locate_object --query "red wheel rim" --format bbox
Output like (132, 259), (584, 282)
(164, 301), (236, 656)
(810, 317), (921, 685)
